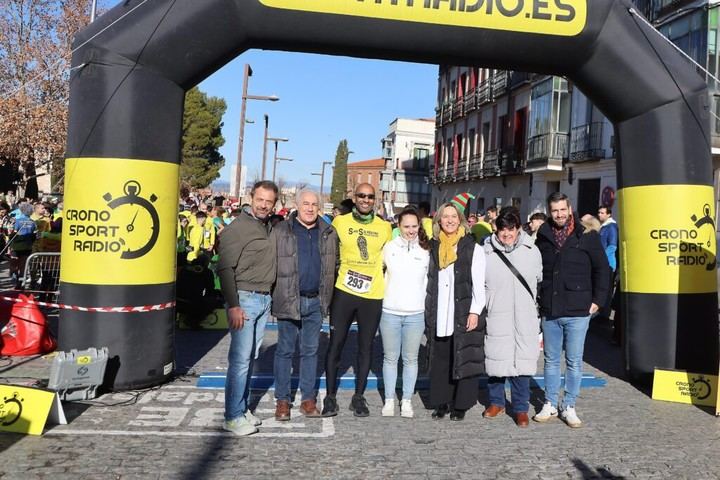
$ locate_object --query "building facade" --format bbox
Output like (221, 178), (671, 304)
(378, 117), (434, 213)
(431, 67), (616, 221)
(431, 1), (720, 224)
(346, 158), (384, 198)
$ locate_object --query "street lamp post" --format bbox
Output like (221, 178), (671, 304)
(314, 161), (332, 204)
(263, 133), (288, 180)
(233, 63), (279, 199)
(273, 152), (294, 183)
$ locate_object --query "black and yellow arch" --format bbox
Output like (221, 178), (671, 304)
(61, 0), (716, 389)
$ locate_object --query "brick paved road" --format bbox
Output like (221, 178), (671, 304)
(0, 314), (718, 480)
(1, 252), (719, 479)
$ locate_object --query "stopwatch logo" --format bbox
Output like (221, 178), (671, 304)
(692, 376), (712, 400)
(357, 235), (369, 261)
(0, 392), (24, 427)
(691, 204), (716, 271)
(103, 180), (160, 260)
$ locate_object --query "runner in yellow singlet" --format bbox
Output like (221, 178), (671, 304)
(322, 183), (391, 418)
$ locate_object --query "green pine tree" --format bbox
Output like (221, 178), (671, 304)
(330, 139), (349, 206)
(181, 87), (227, 188)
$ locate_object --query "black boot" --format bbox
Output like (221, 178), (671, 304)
(321, 396), (338, 417)
(349, 394), (370, 417)
(432, 404), (449, 419)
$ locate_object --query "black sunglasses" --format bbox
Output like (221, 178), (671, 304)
(356, 193), (376, 200)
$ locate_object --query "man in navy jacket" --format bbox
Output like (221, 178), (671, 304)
(533, 192), (610, 428)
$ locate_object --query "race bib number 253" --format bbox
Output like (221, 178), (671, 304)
(344, 270), (372, 294)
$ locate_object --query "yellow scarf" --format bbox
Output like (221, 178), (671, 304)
(438, 227), (465, 270)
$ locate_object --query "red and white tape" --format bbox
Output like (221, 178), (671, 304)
(0, 295), (175, 313)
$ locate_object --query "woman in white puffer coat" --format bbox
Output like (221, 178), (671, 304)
(481, 206), (543, 428)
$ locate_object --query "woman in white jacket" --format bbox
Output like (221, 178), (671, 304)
(380, 207), (431, 418)
(482, 206), (543, 427)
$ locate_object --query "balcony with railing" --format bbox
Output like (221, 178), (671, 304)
(569, 122), (607, 163)
(477, 79), (493, 105)
(452, 97), (464, 120)
(526, 132), (569, 171)
(428, 169), (437, 184)
(464, 90), (477, 113)
(469, 153), (483, 179)
(492, 71), (509, 96)
(442, 103), (452, 124)
(482, 150), (501, 177)
(435, 107), (442, 127)
(499, 147), (525, 175)
(509, 71), (533, 89)
(455, 159), (469, 181)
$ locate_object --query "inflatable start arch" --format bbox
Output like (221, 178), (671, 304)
(60, 0), (717, 389)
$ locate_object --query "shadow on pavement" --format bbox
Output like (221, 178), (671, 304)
(572, 458), (626, 479)
(174, 329), (227, 375)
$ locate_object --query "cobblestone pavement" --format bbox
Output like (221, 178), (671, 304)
(1, 258), (719, 479)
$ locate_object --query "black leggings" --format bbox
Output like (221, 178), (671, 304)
(325, 288), (383, 396)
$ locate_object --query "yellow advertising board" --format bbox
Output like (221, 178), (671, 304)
(259, 0), (587, 36)
(618, 185), (717, 294)
(0, 385), (64, 436)
(652, 369), (717, 407)
(61, 157), (179, 286)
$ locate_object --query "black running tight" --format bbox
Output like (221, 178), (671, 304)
(325, 288), (383, 396)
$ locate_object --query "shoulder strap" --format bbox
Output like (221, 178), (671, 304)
(493, 248), (535, 300)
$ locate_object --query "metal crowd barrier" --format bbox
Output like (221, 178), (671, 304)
(22, 252), (61, 305)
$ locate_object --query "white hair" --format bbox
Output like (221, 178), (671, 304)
(295, 188), (320, 207)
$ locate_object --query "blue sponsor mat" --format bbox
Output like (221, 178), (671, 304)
(197, 372), (606, 390)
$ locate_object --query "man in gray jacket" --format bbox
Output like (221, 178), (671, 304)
(272, 189), (338, 420)
(217, 180), (278, 436)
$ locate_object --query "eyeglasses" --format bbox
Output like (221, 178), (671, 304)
(355, 193), (375, 200)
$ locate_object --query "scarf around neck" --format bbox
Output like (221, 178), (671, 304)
(438, 227), (465, 269)
(352, 208), (375, 225)
(552, 215), (575, 248)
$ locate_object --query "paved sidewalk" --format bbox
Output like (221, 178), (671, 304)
(0, 248), (717, 480)
(0, 310), (718, 479)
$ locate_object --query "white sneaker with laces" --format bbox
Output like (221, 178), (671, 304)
(381, 399), (395, 417)
(560, 406), (582, 428)
(223, 416), (258, 436)
(245, 410), (262, 426)
(400, 399), (414, 418)
(532, 402), (558, 423)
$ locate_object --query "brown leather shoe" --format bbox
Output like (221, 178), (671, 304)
(482, 405), (505, 418)
(299, 399), (322, 418)
(275, 400), (291, 421)
(515, 412), (530, 428)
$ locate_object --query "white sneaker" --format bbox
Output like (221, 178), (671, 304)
(381, 399), (395, 417)
(532, 402), (558, 423)
(560, 406), (582, 428)
(223, 416), (258, 436)
(244, 410), (262, 426)
(400, 399), (414, 418)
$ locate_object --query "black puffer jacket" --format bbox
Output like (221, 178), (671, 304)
(535, 217), (610, 318)
(425, 234), (486, 380)
(271, 214), (338, 319)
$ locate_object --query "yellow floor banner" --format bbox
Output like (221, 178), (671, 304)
(652, 369), (717, 408)
(0, 385), (66, 435)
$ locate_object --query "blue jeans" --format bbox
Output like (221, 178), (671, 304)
(378, 311), (425, 400)
(224, 290), (271, 421)
(542, 315), (591, 408)
(273, 296), (323, 402)
(487, 376), (531, 413)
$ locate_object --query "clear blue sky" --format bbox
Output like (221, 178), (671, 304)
(198, 50), (439, 191)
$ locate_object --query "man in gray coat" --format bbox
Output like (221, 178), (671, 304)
(272, 189), (338, 420)
(217, 180), (278, 437)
